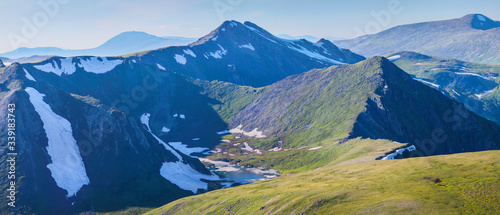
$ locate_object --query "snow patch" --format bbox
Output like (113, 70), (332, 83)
(23, 68), (36, 81)
(387, 55), (401, 62)
(174, 54), (187, 65)
(183, 49), (196, 57)
(241, 142), (255, 152)
(180, 114), (185, 119)
(475, 89), (495, 99)
(34, 58), (76, 76)
(169, 142), (209, 156)
(413, 78), (440, 88)
(141, 113), (182, 161)
(160, 162), (219, 194)
(286, 42), (345, 65)
(268, 147), (283, 152)
(211, 36), (218, 41)
(140, 113), (152, 132)
(382, 145), (416, 160)
(208, 45), (228, 59)
(230, 125), (266, 138)
(25, 87), (90, 197)
(239, 43), (255, 51)
(157, 63), (166, 71)
(78, 57), (123, 74)
(217, 130), (230, 135)
(161, 127), (171, 133)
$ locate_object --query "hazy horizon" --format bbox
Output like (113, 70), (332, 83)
(1, 0), (499, 53)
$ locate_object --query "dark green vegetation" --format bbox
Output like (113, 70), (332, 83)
(147, 150), (500, 215)
(386, 51), (500, 125)
(336, 14), (500, 64)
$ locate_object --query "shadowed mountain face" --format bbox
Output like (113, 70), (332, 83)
(335, 14), (500, 64)
(384, 51), (500, 126)
(228, 57), (500, 155)
(131, 20), (365, 87)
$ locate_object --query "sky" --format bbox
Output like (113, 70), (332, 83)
(1, 0), (499, 53)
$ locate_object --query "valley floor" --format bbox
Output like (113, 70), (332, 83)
(145, 150), (500, 215)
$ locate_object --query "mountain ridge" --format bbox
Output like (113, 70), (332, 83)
(335, 13), (500, 64)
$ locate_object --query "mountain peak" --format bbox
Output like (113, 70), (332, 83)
(463, 13), (500, 30)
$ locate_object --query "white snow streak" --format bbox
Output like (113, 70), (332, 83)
(239, 43), (255, 51)
(157, 63), (166, 71)
(183, 49), (196, 57)
(23, 68), (36, 81)
(140, 113), (182, 161)
(25, 87), (90, 197)
(455, 72), (491, 81)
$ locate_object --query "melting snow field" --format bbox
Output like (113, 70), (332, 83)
(168, 142), (210, 157)
(34, 58), (77, 76)
(140, 113), (219, 193)
(200, 158), (279, 185)
(160, 162), (219, 194)
(381, 145), (416, 160)
(141, 113), (182, 161)
(285, 41), (345, 65)
(230, 125), (266, 138)
(77, 57), (123, 74)
(174, 54), (187, 65)
(25, 87), (90, 197)
(23, 68), (36, 81)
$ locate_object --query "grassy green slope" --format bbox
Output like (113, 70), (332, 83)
(386, 51), (500, 124)
(146, 150), (500, 215)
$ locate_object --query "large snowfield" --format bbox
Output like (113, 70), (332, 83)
(25, 87), (90, 197)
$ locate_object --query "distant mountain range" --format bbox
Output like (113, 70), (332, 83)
(0, 31), (197, 59)
(335, 14), (500, 64)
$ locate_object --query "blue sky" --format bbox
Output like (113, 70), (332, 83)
(1, 0), (499, 53)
